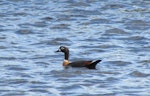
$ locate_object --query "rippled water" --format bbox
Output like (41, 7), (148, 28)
(0, 0), (150, 96)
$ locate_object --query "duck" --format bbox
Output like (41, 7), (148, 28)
(55, 46), (101, 69)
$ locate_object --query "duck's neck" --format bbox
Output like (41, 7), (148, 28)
(63, 51), (70, 66)
(64, 51), (69, 60)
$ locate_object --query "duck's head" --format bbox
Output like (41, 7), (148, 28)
(55, 46), (69, 53)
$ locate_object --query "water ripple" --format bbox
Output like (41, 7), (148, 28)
(125, 20), (150, 30)
(0, 0), (150, 96)
(129, 71), (150, 77)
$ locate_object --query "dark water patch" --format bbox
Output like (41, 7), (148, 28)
(88, 18), (112, 24)
(28, 89), (49, 93)
(63, 0), (98, 4)
(102, 31), (129, 39)
(82, 38), (99, 42)
(59, 84), (80, 92)
(125, 20), (149, 30)
(124, 8), (148, 13)
(30, 55), (50, 60)
(0, 57), (17, 60)
(0, 13), (6, 17)
(102, 3), (126, 9)
(0, 80), (7, 86)
(99, 44), (123, 49)
(125, 93), (142, 96)
(131, 0), (150, 6)
(30, 81), (47, 85)
(77, 94), (93, 96)
(13, 12), (28, 16)
(99, 93), (116, 96)
(18, 23), (32, 28)
(4, 65), (29, 71)
(15, 72), (32, 78)
(44, 38), (71, 45)
(143, 45), (150, 48)
(56, 14), (76, 21)
(61, 92), (78, 96)
(50, 70), (75, 78)
(28, 83), (58, 95)
(105, 28), (129, 35)
(69, 14), (87, 18)
(29, 84), (52, 89)
(2, 91), (27, 96)
(76, 44), (104, 52)
(106, 77), (120, 82)
(16, 29), (33, 35)
(41, 16), (54, 21)
(129, 71), (150, 77)
(68, 1), (90, 7)
(98, 71), (120, 76)
(50, 69), (96, 80)
(31, 21), (48, 27)
(86, 48), (105, 53)
(121, 91), (144, 96)
(28, 81), (50, 90)
(127, 47), (147, 53)
(35, 62), (50, 67)
(0, 25), (4, 28)
(2, 17), (20, 21)
(7, 0), (26, 2)
(106, 61), (132, 66)
(0, 46), (7, 49)
(99, 36), (114, 42)
(83, 79), (105, 85)
(139, 60), (150, 65)
(18, 21), (48, 28)
(5, 78), (28, 85)
(122, 35), (149, 46)
(14, 49), (32, 54)
(50, 24), (70, 29)
(77, 94), (110, 96)
(71, 9), (101, 15)
(0, 28), (6, 32)
(0, 89), (12, 93)
(0, 36), (6, 40)
(126, 35), (146, 41)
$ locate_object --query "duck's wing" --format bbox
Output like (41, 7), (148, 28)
(69, 60), (101, 69)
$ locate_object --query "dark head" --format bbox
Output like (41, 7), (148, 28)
(55, 46), (69, 53)
(55, 46), (69, 60)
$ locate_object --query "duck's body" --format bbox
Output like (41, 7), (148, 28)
(56, 46), (101, 69)
(69, 60), (101, 69)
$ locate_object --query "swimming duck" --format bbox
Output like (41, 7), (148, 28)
(55, 46), (101, 69)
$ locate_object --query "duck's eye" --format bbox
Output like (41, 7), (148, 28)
(60, 47), (65, 50)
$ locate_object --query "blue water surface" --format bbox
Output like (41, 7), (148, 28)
(0, 0), (150, 96)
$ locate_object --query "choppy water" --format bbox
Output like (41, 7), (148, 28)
(0, 0), (150, 96)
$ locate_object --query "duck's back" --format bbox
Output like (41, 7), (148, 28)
(69, 60), (101, 69)
(69, 61), (91, 67)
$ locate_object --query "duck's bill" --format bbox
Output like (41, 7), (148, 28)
(55, 49), (61, 52)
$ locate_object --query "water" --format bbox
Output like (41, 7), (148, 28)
(0, 0), (150, 96)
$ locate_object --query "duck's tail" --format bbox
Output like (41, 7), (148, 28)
(87, 60), (102, 69)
